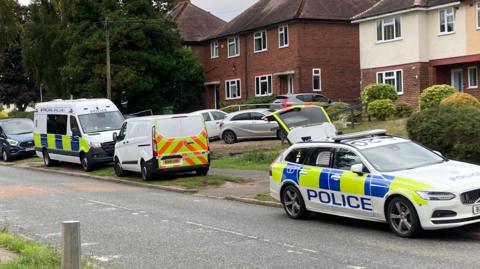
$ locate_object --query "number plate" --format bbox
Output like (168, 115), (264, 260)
(26, 147), (35, 151)
(163, 159), (182, 165)
(473, 205), (480, 215)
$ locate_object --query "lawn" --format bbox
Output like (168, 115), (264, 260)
(211, 146), (287, 171)
(340, 118), (409, 138)
(255, 192), (277, 202)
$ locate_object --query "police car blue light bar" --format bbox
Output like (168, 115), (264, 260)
(333, 129), (387, 143)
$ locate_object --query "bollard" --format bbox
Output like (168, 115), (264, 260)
(61, 221), (81, 269)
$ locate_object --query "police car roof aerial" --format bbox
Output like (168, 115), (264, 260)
(300, 129), (388, 144)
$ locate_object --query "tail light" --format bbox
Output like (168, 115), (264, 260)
(269, 165), (273, 177)
(152, 126), (158, 158)
(282, 99), (291, 108)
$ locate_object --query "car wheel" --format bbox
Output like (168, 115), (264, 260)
(2, 149), (11, 162)
(80, 154), (94, 172)
(43, 150), (55, 167)
(141, 160), (153, 181)
(223, 131), (237, 144)
(282, 185), (308, 219)
(196, 167), (209, 176)
(387, 196), (422, 238)
(114, 158), (124, 177)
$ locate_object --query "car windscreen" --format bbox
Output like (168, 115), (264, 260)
(156, 117), (204, 138)
(277, 106), (329, 130)
(78, 111), (124, 134)
(360, 141), (445, 172)
(2, 119), (34, 135)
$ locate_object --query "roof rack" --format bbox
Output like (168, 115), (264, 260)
(333, 129), (387, 143)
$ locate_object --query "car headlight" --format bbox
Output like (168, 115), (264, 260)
(89, 142), (102, 148)
(416, 191), (456, 201)
(6, 139), (19, 146)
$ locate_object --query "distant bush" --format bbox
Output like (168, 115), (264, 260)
(361, 84), (397, 104)
(407, 106), (480, 164)
(242, 96), (276, 105)
(419, 84), (455, 110)
(8, 111), (34, 119)
(394, 102), (414, 118)
(326, 102), (349, 119)
(367, 99), (396, 121)
(0, 111), (8, 119)
(440, 92), (480, 109)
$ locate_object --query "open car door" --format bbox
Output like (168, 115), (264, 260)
(264, 105), (337, 144)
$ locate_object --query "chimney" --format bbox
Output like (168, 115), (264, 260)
(413, 0), (427, 7)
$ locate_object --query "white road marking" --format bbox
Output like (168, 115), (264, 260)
(0, 210), (16, 213)
(39, 232), (61, 238)
(82, 242), (99, 247)
(83, 199), (134, 211)
(91, 255), (122, 262)
(347, 266), (367, 269)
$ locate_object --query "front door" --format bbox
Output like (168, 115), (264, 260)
(287, 75), (294, 94)
(451, 69), (464, 92)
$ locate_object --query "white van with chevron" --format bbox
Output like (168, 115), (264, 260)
(113, 115), (210, 181)
(34, 99), (124, 171)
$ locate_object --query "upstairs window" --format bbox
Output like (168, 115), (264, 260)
(440, 7), (455, 34)
(279, 25), (289, 48)
(313, 69), (322, 91)
(210, 40), (219, 58)
(377, 70), (403, 95)
(254, 30), (267, 53)
(225, 79), (241, 100)
(255, 75), (273, 96)
(377, 17), (401, 42)
(228, 36), (240, 58)
(468, 66), (478, 89)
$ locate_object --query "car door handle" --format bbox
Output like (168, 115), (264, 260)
(331, 175), (341, 181)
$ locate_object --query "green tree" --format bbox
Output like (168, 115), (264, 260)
(0, 0), (22, 52)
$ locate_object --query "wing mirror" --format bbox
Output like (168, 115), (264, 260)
(351, 164), (365, 176)
(112, 132), (118, 142)
(71, 127), (81, 137)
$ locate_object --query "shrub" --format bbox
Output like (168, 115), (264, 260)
(0, 111), (8, 119)
(326, 102), (349, 119)
(440, 92), (480, 109)
(419, 84), (455, 110)
(407, 105), (480, 164)
(242, 96), (277, 105)
(361, 84), (397, 104)
(394, 102), (414, 118)
(367, 99), (396, 121)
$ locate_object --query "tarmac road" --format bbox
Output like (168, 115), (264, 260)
(1, 166), (480, 269)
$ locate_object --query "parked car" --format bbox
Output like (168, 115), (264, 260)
(114, 114), (209, 180)
(0, 118), (36, 161)
(34, 99), (124, 171)
(270, 94), (333, 110)
(220, 109), (279, 144)
(190, 109), (227, 140)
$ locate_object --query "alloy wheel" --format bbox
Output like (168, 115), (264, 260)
(284, 188), (301, 217)
(389, 201), (413, 235)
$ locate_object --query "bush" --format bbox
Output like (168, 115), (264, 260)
(8, 110), (34, 119)
(326, 102), (349, 119)
(242, 96), (277, 105)
(361, 84), (397, 104)
(419, 84), (455, 110)
(394, 102), (414, 118)
(440, 92), (480, 109)
(407, 105), (480, 164)
(367, 99), (396, 121)
(0, 111), (8, 119)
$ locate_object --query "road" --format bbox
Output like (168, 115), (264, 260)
(1, 166), (480, 269)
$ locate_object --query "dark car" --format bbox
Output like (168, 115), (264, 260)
(270, 93), (333, 110)
(0, 118), (36, 161)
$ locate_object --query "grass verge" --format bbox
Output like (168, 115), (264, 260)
(212, 147), (286, 171)
(340, 118), (408, 138)
(255, 192), (277, 203)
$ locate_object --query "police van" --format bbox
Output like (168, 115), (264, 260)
(271, 130), (480, 237)
(34, 99), (124, 171)
(113, 114), (209, 181)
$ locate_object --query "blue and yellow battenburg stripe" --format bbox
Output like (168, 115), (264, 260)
(34, 133), (90, 153)
(273, 162), (432, 205)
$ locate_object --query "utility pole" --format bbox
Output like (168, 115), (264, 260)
(105, 17), (112, 100)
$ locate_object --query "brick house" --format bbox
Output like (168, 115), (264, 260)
(354, 0), (480, 106)
(172, 0), (378, 109)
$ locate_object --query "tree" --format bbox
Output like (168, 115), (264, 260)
(0, 0), (22, 52)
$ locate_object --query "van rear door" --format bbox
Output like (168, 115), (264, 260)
(155, 116), (209, 169)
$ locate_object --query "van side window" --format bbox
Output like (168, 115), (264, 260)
(70, 116), (81, 137)
(211, 111), (226, 120)
(285, 148), (315, 165)
(305, 148), (332, 168)
(47, 115), (67, 135)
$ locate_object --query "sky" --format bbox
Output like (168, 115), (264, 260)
(16, 0), (258, 21)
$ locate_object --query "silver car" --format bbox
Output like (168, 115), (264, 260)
(220, 109), (279, 144)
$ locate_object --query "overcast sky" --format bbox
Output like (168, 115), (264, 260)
(16, 0), (258, 21)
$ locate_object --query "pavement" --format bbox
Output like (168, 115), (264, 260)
(2, 166), (480, 268)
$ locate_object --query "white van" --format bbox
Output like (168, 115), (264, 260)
(34, 99), (124, 171)
(113, 114), (210, 180)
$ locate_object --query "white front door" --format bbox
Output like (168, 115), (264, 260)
(287, 75), (294, 94)
(451, 69), (464, 92)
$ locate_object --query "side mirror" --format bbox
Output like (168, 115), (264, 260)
(71, 127), (81, 137)
(433, 150), (443, 156)
(351, 164), (365, 176)
(112, 132), (118, 142)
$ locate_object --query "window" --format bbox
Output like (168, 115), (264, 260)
(439, 7), (454, 34)
(469, 66), (478, 88)
(313, 69), (321, 91)
(228, 36), (240, 58)
(376, 17), (401, 42)
(231, 113), (250, 121)
(333, 149), (364, 171)
(70, 116), (81, 137)
(118, 122), (127, 141)
(254, 30), (267, 52)
(285, 148), (316, 165)
(305, 148), (332, 167)
(250, 112), (265, 121)
(255, 75), (272, 96)
(210, 40), (219, 58)
(225, 79), (241, 100)
(377, 70), (403, 95)
(202, 112), (212, 122)
(279, 25), (289, 48)
(47, 115), (67, 135)
(477, 1), (480, 29)
(211, 111), (226, 120)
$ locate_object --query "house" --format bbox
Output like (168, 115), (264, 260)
(172, 0), (378, 109)
(354, 0), (480, 106)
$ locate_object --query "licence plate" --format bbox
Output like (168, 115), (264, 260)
(163, 159), (182, 165)
(26, 147), (35, 151)
(473, 205), (480, 215)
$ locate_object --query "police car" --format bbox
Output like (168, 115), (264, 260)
(270, 130), (480, 237)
